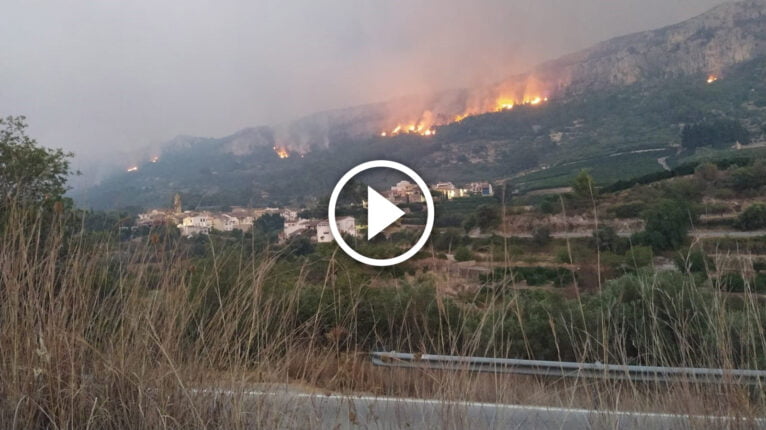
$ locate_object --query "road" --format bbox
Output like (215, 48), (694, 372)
(470, 231), (634, 239)
(205, 388), (766, 429)
(691, 230), (766, 239)
(657, 156), (671, 171)
(469, 230), (766, 240)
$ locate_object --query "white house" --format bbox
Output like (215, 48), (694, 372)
(317, 216), (356, 243)
(234, 216), (254, 231)
(281, 209), (298, 222)
(316, 222), (333, 243)
(338, 216), (356, 236)
(178, 213), (213, 237)
(432, 182), (466, 200)
(467, 182), (494, 197)
(212, 214), (239, 232)
(284, 218), (311, 237)
(388, 180), (424, 204)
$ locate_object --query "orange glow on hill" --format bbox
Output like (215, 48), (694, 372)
(273, 146), (290, 159)
(379, 123), (437, 137)
(706, 75), (718, 84)
(379, 92), (549, 138)
(495, 95), (547, 111)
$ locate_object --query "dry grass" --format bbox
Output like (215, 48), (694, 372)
(1, 204), (766, 429)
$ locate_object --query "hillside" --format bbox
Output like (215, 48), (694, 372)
(76, 0), (766, 210)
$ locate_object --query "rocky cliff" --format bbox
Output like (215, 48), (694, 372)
(529, 0), (766, 93)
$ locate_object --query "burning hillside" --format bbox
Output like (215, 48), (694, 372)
(378, 79), (551, 137)
(273, 146), (290, 158)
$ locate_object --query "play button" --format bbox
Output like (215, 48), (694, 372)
(366, 186), (405, 240)
(328, 160), (435, 267)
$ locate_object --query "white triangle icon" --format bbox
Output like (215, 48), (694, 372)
(367, 186), (405, 240)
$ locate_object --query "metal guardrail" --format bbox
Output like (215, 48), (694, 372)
(371, 352), (766, 384)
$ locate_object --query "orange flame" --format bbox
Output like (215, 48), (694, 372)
(150, 156), (159, 163)
(379, 90), (548, 137)
(127, 166), (139, 172)
(273, 146), (290, 159)
(380, 123), (436, 137)
(706, 75), (718, 84)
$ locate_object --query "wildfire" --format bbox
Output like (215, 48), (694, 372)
(706, 75), (718, 84)
(495, 95), (547, 111)
(379, 88), (550, 138)
(127, 166), (139, 172)
(150, 155), (159, 163)
(273, 146), (290, 159)
(380, 123), (436, 137)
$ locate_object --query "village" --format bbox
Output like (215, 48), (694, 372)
(135, 180), (495, 243)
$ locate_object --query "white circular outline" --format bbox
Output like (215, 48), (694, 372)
(328, 160), (435, 267)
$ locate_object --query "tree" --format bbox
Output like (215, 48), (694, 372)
(463, 205), (500, 233)
(681, 119), (750, 150)
(675, 249), (714, 277)
(254, 213), (284, 238)
(285, 236), (314, 257)
(0, 116), (74, 204)
(539, 196), (561, 214)
(592, 225), (620, 252)
(729, 161), (766, 191)
(635, 199), (694, 251)
(454, 246), (474, 262)
(572, 169), (596, 199)
(462, 214), (477, 233)
(738, 203), (766, 231)
(694, 162), (719, 182)
(475, 204), (501, 230)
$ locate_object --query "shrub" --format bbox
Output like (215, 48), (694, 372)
(592, 225), (621, 252)
(572, 169), (596, 199)
(738, 203), (766, 231)
(681, 119), (750, 150)
(532, 225), (552, 246)
(636, 199), (695, 251)
(454, 246), (474, 262)
(556, 247), (571, 264)
(675, 249), (714, 277)
(624, 246), (654, 269)
(482, 266), (575, 287)
(539, 196), (561, 214)
(729, 161), (766, 191)
(475, 204), (501, 230)
(610, 202), (644, 219)
(695, 162), (719, 181)
(719, 273), (746, 292)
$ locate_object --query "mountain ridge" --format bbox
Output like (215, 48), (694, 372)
(76, 0), (766, 210)
(153, 0), (766, 157)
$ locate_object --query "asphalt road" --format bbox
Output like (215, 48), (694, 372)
(208, 389), (766, 429)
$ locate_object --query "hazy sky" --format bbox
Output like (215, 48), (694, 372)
(1, 0), (725, 172)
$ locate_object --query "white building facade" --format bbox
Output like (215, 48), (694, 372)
(317, 216), (356, 243)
